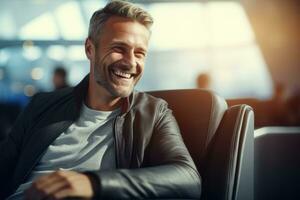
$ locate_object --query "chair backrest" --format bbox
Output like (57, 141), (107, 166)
(149, 89), (254, 200)
(149, 89), (227, 170)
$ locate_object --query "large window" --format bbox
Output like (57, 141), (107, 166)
(137, 2), (272, 99)
(0, 0), (273, 105)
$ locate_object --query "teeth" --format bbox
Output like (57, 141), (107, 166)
(113, 70), (132, 79)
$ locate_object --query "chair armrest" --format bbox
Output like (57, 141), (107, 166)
(202, 105), (254, 200)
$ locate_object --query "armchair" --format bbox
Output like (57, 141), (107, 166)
(149, 89), (254, 200)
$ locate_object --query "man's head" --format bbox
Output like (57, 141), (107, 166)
(85, 0), (153, 98)
(196, 73), (211, 89)
(53, 66), (68, 90)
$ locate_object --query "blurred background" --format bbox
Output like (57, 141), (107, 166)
(0, 0), (300, 138)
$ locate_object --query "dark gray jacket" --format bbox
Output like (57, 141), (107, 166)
(0, 76), (201, 199)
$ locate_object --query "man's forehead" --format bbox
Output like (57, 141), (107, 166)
(101, 16), (150, 48)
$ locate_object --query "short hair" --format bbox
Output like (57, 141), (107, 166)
(88, 0), (153, 45)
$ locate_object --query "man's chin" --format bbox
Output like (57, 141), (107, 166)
(94, 78), (133, 98)
(110, 87), (133, 98)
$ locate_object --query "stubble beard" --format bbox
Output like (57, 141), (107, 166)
(93, 60), (134, 98)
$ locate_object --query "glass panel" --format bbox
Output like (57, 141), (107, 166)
(19, 12), (59, 40)
(136, 1), (272, 99)
(0, 10), (16, 39)
(54, 2), (86, 40)
(149, 3), (208, 50)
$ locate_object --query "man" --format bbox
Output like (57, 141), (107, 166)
(0, 1), (201, 199)
(52, 66), (69, 90)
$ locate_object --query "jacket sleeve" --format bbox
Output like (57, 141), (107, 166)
(0, 95), (37, 198)
(88, 101), (202, 199)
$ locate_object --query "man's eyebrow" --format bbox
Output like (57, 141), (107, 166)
(110, 41), (147, 52)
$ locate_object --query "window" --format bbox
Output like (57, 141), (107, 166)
(137, 2), (273, 99)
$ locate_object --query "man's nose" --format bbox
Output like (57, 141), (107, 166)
(124, 50), (137, 68)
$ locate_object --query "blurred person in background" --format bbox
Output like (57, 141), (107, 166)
(52, 66), (69, 90)
(269, 81), (288, 125)
(0, 1), (201, 200)
(286, 91), (300, 126)
(196, 72), (211, 89)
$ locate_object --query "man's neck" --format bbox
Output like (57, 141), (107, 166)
(86, 78), (122, 111)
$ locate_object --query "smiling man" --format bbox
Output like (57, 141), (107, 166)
(0, 1), (201, 199)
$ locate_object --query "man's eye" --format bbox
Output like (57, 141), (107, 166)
(113, 47), (124, 53)
(135, 52), (146, 59)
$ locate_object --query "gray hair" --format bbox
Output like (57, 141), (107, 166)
(88, 0), (153, 45)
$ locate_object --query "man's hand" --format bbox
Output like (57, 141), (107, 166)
(25, 170), (94, 200)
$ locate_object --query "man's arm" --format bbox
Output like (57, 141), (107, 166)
(0, 128), (20, 198)
(0, 96), (37, 198)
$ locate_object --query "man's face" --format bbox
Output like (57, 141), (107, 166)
(86, 16), (150, 98)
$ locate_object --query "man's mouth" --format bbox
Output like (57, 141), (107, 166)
(112, 69), (134, 79)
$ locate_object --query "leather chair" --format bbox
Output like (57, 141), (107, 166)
(149, 89), (254, 200)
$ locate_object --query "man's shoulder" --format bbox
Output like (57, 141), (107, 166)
(33, 87), (74, 101)
(131, 90), (168, 110)
(28, 87), (74, 111)
(133, 90), (166, 102)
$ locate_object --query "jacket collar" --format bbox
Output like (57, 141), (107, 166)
(73, 74), (134, 116)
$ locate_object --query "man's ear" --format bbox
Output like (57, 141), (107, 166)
(85, 38), (95, 60)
